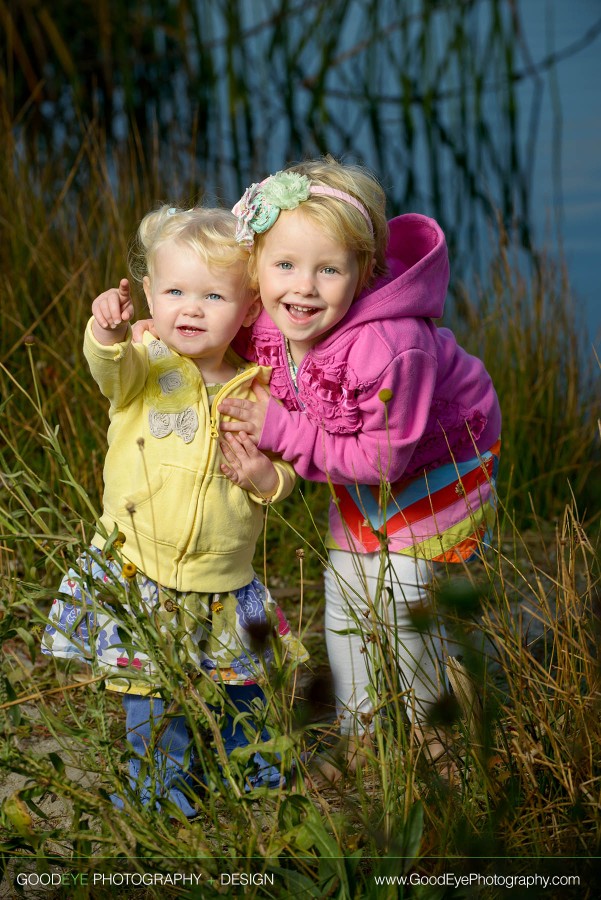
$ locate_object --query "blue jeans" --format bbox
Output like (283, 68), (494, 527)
(113, 684), (282, 817)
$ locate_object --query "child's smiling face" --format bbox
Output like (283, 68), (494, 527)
(255, 209), (360, 361)
(143, 240), (259, 373)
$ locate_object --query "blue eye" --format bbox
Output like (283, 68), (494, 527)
(277, 262), (293, 270)
(206, 293), (222, 302)
(168, 288), (182, 296)
(322, 266), (338, 275)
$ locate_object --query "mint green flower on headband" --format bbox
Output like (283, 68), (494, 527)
(261, 172), (311, 209)
(233, 168), (375, 246)
(232, 171), (312, 246)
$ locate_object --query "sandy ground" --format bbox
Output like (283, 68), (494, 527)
(0, 700), (101, 899)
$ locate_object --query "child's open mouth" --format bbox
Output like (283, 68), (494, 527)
(285, 303), (319, 321)
(177, 326), (204, 336)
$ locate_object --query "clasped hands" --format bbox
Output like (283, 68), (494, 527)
(218, 385), (274, 497)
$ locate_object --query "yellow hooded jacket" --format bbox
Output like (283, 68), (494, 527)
(83, 320), (295, 592)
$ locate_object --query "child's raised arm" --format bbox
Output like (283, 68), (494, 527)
(91, 278), (134, 344)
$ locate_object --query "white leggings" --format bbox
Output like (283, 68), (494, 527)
(324, 549), (445, 735)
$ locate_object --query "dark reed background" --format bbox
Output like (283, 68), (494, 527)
(1, 1), (600, 895)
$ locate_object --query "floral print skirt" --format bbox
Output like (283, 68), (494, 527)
(41, 550), (308, 695)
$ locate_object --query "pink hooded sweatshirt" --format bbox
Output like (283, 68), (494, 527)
(241, 213), (501, 488)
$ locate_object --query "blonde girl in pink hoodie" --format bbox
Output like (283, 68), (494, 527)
(218, 158), (501, 779)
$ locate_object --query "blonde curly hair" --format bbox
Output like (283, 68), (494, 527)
(130, 205), (251, 292)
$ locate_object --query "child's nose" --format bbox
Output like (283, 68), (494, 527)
(295, 273), (317, 296)
(183, 297), (204, 315)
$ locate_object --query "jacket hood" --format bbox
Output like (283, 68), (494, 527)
(331, 213), (450, 335)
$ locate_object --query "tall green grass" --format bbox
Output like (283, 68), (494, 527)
(451, 242), (600, 524)
(1, 362), (599, 895)
(1, 124), (600, 894)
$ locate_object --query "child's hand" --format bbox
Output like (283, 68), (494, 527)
(91, 279), (134, 344)
(132, 318), (159, 343)
(220, 432), (278, 498)
(218, 380), (270, 444)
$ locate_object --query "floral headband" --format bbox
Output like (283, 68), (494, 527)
(232, 171), (374, 247)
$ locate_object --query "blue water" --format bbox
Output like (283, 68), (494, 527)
(233, 0), (601, 345)
(519, 1), (601, 345)
(35, 0), (601, 345)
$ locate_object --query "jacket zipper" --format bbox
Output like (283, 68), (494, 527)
(282, 335), (305, 410)
(175, 366), (261, 573)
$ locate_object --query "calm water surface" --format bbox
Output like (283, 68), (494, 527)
(29, 0), (601, 343)
(236, 1), (601, 343)
(519, 1), (601, 343)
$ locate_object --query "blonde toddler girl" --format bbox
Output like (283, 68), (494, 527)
(42, 206), (306, 814)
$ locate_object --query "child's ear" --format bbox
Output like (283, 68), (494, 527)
(242, 293), (262, 327)
(142, 276), (153, 314)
